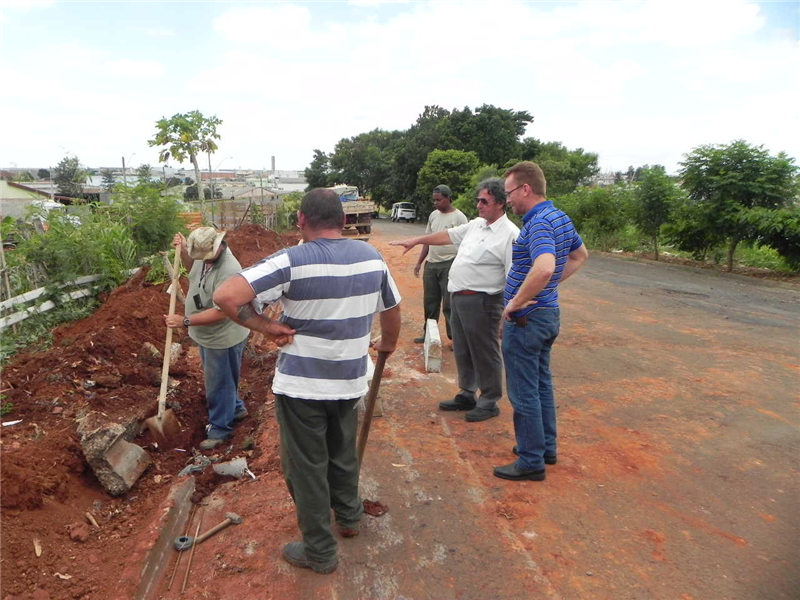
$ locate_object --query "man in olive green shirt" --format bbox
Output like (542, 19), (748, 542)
(413, 185), (468, 343)
(164, 227), (250, 450)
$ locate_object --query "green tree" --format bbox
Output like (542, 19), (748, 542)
(328, 129), (403, 209)
(518, 140), (599, 196)
(739, 206), (800, 270)
(632, 167), (678, 260)
(37, 168), (50, 180)
(53, 155), (86, 199)
(304, 149), (331, 190)
(442, 104), (532, 166)
(556, 186), (633, 251)
(101, 169), (116, 192)
(165, 176), (182, 188)
(148, 110), (222, 209)
(679, 140), (798, 271)
(136, 164), (153, 183)
(415, 149), (480, 217)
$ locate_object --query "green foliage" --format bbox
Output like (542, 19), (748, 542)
(632, 167), (679, 259)
(37, 169), (50, 180)
(148, 111), (222, 164)
(734, 242), (795, 273)
(738, 206), (800, 269)
(679, 140), (799, 270)
(556, 186), (634, 251)
(148, 110), (222, 206)
(415, 149), (480, 217)
(12, 171), (35, 182)
(107, 184), (185, 256)
(441, 105), (532, 166)
(276, 192), (303, 231)
(1, 401), (13, 416)
(304, 149), (331, 190)
(101, 169), (116, 192)
(16, 210), (136, 288)
(53, 155), (86, 198)
(520, 140), (600, 196)
(136, 164), (154, 183)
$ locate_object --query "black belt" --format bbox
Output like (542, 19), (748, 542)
(453, 290), (482, 296)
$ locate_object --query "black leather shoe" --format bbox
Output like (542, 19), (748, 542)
(465, 406), (500, 422)
(493, 462), (546, 481)
(282, 542), (338, 574)
(512, 445), (557, 465)
(439, 398), (476, 411)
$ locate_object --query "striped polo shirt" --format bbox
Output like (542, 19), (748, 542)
(240, 238), (401, 400)
(504, 200), (583, 317)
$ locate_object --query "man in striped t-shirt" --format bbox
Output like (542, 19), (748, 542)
(494, 162), (589, 482)
(214, 188), (402, 574)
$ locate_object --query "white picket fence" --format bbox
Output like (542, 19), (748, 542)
(0, 269), (139, 331)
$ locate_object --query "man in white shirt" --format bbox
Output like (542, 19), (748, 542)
(412, 184), (468, 344)
(392, 179), (520, 422)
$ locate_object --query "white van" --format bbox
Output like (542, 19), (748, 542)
(391, 202), (416, 223)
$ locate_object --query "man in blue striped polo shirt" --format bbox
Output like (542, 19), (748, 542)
(213, 188), (402, 573)
(494, 162), (589, 482)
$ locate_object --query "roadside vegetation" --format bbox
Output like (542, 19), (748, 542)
(306, 106), (798, 274)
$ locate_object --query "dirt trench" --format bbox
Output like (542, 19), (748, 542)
(0, 225), (296, 600)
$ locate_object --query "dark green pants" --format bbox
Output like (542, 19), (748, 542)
(275, 395), (363, 562)
(423, 258), (454, 340)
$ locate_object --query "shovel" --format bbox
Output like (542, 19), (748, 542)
(357, 350), (389, 467)
(143, 248), (183, 447)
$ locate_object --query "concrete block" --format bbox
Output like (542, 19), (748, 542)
(78, 411), (152, 496)
(423, 318), (442, 373)
(133, 476), (196, 600)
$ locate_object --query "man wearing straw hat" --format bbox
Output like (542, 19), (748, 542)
(165, 227), (250, 450)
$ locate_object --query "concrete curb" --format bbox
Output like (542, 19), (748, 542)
(423, 318), (442, 373)
(132, 476), (196, 600)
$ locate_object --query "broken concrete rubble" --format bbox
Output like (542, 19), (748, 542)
(77, 411), (151, 496)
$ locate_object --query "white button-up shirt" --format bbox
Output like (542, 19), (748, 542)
(446, 214), (520, 295)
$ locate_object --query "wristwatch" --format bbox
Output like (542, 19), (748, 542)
(183, 316), (191, 327)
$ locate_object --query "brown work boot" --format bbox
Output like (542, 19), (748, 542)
(338, 525), (360, 538)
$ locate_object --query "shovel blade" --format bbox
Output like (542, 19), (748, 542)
(142, 409), (181, 449)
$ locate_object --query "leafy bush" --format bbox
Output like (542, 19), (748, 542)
(106, 184), (185, 256)
(555, 186), (634, 251)
(276, 192), (303, 231)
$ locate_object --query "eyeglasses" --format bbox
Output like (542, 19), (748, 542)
(475, 197), (491, 205)
(505, 184), (524, 197)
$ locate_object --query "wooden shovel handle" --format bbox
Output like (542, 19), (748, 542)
(157, 250), (182, 418)
(357, 351), (389, 467)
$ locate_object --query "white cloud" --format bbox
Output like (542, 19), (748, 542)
(142, 27), (175, 37)
(2, 0), (56, 11)
(102, 59), (165, 78)
(1, 0), (795, 173)
(213, 5), (314, 48)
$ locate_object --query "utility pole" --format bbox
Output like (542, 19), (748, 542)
(122, 156), (127, 187)
(207, 152), (213, 200)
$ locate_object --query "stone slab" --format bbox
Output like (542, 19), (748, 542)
(423, 318), (442, 373)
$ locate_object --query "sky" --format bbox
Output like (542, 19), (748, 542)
(0, 0), (798, 175)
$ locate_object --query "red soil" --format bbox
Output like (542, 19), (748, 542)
(0, 224), (295, 599)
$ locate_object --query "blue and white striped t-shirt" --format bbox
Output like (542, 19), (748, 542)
(240, 238), (401, 400)
(504, 201), (583, 317)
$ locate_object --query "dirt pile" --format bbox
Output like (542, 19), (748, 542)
(0, 224), (295, 599)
